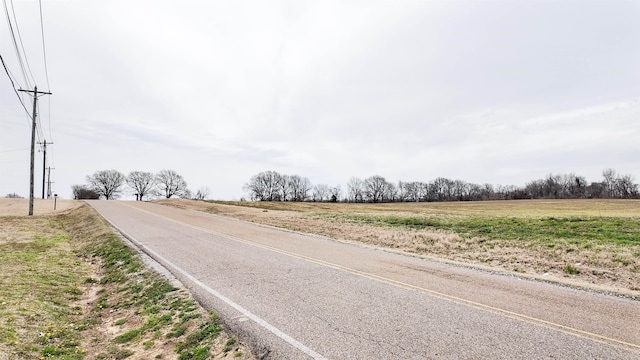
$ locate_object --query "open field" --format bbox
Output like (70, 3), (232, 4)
(156, 199), (640, 299)
(0, 202), (254, 359)
(0, 199), (80, 216)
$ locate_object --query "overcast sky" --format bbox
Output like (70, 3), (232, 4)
(2, 0), (639, 200)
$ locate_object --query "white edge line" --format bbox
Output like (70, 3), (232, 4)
(105, 218), (327, 360)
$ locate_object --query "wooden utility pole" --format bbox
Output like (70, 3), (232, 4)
(19, 86), (52, 216)
(38, 140), (53, 199)
(46, 166), (55, 199)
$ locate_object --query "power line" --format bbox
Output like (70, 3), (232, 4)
(36, 100), (44, 145)
(0, 53), (31, 118)
(38, 0), (50, 91)
(9, 0), (36, 86)
(2, 0), (31, 88)
(0, 147), (29, 153)
(0, 160), (25, 165)
(46, 91), (53, 141)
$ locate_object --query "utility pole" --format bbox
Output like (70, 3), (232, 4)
(19, 86), (52, 216)
(47, 167), (55, 199)
(38, 140), (53, 199)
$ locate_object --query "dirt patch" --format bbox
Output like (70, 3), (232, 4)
(155, 199), (640, 299)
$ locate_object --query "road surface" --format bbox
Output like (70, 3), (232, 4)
(87, 201), (640, 359)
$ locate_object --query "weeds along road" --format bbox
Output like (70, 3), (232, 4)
(87, 200), (640, 360)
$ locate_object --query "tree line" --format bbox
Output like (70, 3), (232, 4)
(72, 169), (209, 200)
(243, 169), (639, 203)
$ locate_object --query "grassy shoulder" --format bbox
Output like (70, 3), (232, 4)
(0, 204), (254, 359)
(156, 199), (640, 299)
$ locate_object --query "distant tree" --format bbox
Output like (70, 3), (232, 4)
(71, 185), (100, 200)
(277, 174), (291, 201)
(561, 173), (587, 198)
(479, 183), (495, 201)
(525, 179), (545, 199)
(615, 174), (638, 199)
(194, 186), (210, 200)
(587, 182), (605, 198)
(312, 184), (330, 202)
(453, 180), (468, 201)
(243, 170), (283, 201)
(401, 181), (424, 202)
(329, 185), (342, 202)
(126, 171), (156, 201)
(384, 182), (397, 202)
(364, 175), (388, 203)
(87, 170), (125, 200)
(156, 169), (188, 198)
(182, 188), (192, 200)
(429, 177), (451, 202)
(4, 193), (23, 198)
(288, 175), (312, 201)
(544, 174), (562, 198)
(466, 183), (480, 201)
(602, 168), (617, 197)
(347, 177), (365, 202)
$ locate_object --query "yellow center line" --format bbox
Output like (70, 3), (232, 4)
(121, 202), (640, 355)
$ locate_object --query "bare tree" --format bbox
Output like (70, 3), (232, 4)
(384, 182), (397, 202)
(86, 170), (125, 200)
(71, 185), (100, 200)
(277, 173), (290, 201)
(126, 171), (156, 201)
(312, 184), (330, 202)
(329, 185), (342, 202)
(467, 183), (482, 201)
(602, 168), (617, 197)
(429, 177), (450, 202)
(525, 179), (545, 199)
(194, 186), (210, 200)
(453, 180), (468, 201)
(480, 183), (495, 200)
(156, 169), (188, 198)
(347, 177), (365, 202)
(4, 193), (23, 198)
(288, 175), (312, 201)
(243, 170), (282, 201)
(364, 175), (388, 203)
(615, 174), (638, 199)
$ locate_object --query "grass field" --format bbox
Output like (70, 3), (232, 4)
(216, 198), (640, 218)
(158, 198), (640, 299)
(0, 202), (253, 359)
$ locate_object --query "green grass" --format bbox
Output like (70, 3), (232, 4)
(1, 204), (244, 359)
(0, 216), (87, 359)
(329, 214), (640, 245)
(564, 263), (580, 275)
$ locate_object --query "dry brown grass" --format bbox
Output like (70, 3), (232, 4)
(210, 198), (640, 217)
(0, 198), (80, 216)
(0, 203), (254, 359)
(156, 199), (640, 299)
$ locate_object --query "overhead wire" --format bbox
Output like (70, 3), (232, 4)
(38, 0), (49, 91)
(0, 148), (29, 153)
(10, 0), (35, 86)
(1, 0), (54, 187)
(2, 0), (31, 89)
(0, 53), (31, 119)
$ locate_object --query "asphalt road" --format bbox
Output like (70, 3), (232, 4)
(87, 201), (640, 359)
